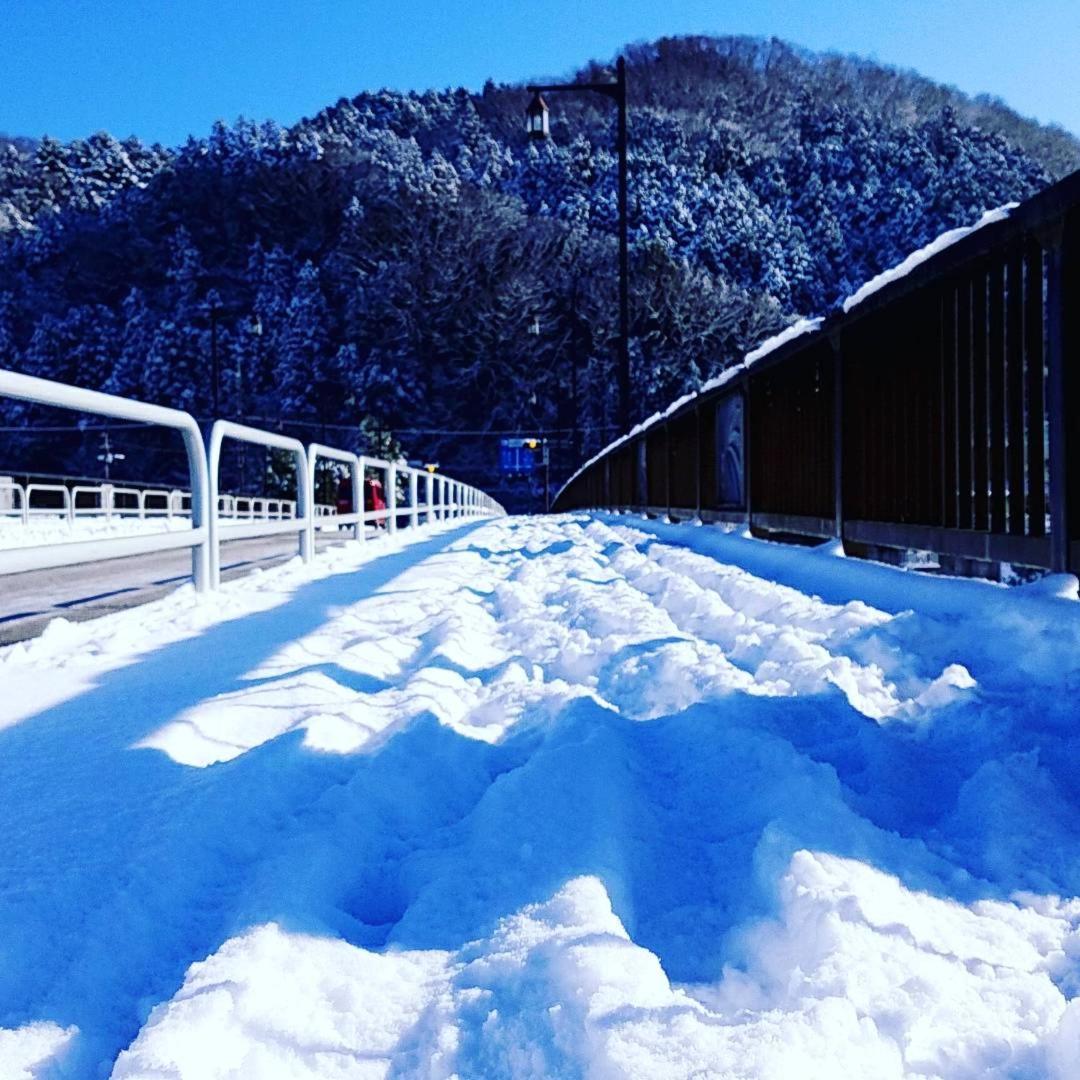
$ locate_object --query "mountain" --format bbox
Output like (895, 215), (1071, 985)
(0, 35), (1076, 505)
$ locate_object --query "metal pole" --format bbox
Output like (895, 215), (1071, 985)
(527, 62), (630, 435)
(616, 56), (630, 433)
(571, 349), (581, 464)
(387, 464), (397, 534)
(543, 437), (550, 512)
(210, 305), (220, 418)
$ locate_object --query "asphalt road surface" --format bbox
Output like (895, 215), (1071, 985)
(0, 530), (362, 644)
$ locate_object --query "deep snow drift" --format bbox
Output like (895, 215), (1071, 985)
(1, 513), (1079, 1078)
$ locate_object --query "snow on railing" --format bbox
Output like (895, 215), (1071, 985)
(0, 368), (504, 593)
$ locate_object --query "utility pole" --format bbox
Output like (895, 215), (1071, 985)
(97, 432), (125, 481)
(543, 436), (550, 513)
(210, 302), (220, 418)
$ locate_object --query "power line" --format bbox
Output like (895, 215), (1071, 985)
(0, 421), (152, 433)
(1, 411), (618, 440)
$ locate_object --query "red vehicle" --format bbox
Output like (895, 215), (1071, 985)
(336, 475), (387, 528)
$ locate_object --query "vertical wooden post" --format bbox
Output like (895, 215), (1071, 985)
(830, 333), (844, 541)
(694, 402), (703, 519)
(664, 421), (672, 519)
(743, 375), (753, 530)
(638, 439), (647, 513)
(1044, 221), (1071, 572)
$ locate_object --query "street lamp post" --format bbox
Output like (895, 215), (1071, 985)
(527, 55), (631, 433)
(209, 301), (221, 418)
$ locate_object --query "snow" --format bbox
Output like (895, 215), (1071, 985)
(2, 512), (1080, 1077)
(842, 204), (1017, 314)
(0, 514), (353, 551)
(0, 515), (193, 550)
(743, 315), (825, 365)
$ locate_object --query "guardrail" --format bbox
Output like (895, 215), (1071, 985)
(26, 482), (72, 519)
(1, 368), (505, 593)
(0, 370), (211, 589)
(309, 443), (362, 543)
(553, 165), (1080, 579)
(1, 478), (310, 525)
(207, 421), (312, 589)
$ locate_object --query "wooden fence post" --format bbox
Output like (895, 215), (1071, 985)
(830, 332), (844, 541)
(1044, 223), (1071, 573)
(694, 402), (703, 519)
(664, 422), (672, 519)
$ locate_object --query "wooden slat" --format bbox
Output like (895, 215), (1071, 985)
(1025, 242), (1047, 537)
(926, 299), (944, 525)
(942, 286), (958, 528)
(1005, 251), (1026, 535)
(956, 277), (974, 529)
(972, 266), (990, 531)
(988, 260), (1007, 533)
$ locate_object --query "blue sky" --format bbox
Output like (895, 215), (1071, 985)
(2, 0), (1078, 146)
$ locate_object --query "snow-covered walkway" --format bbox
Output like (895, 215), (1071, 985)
(2, 514), (1080, 1078)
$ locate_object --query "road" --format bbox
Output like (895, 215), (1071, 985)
(0, 529), (363, 644)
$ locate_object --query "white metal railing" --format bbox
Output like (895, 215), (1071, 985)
(6, 477), (298, 526)
(25, 483), (72, 520)
(0, 479), (26, 522)
(207, 420), (312, 589)
(306, 453), (472, 540)
(0, 370), (211, 589)
(308, 443), (363, 543)
(0, 369), (505, 594)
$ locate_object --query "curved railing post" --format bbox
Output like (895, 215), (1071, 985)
(356, 455), (367, 541)
(351, 457), (363, 542)
(387, 463), (398, 535)
(208, 421), (309, 589)
(308, 443), (362, 548)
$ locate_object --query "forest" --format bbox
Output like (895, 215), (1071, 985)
(1, 35), (1077, 506)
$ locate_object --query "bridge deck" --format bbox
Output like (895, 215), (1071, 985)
(1, 513), (1077, 1077)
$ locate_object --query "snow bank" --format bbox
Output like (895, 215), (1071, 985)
(0, 514), (353, 551)
(0, 514), (193, 550)
(1, 513), (1079, 1076)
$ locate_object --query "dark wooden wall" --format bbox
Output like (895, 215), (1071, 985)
(553, 183), (1080, 574)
